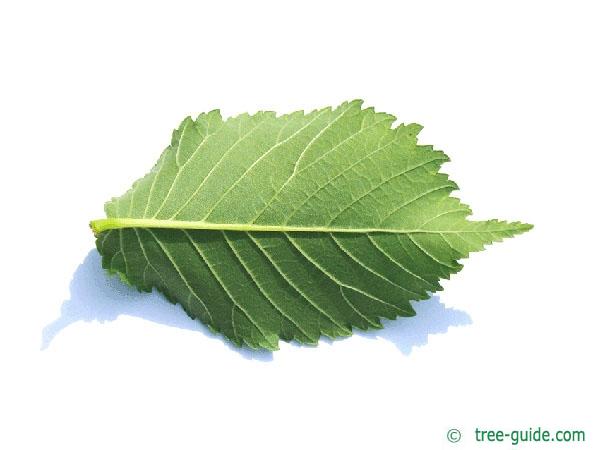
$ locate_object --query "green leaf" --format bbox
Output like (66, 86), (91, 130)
(91, 100), (532, 350)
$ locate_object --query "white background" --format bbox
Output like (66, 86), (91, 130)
(1, 1), (598, 449)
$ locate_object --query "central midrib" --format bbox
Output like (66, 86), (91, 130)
(90, 217), (521, 235)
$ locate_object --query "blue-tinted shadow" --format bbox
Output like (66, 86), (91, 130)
(43, 250), (471, 359)
(41, 250), (272, 361)
(355, 295), (472, 354)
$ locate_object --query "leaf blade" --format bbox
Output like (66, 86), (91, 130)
(93, 100), (532, 350)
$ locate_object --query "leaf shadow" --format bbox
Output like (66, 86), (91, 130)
(42, 250), (471, 359)
(353, 295), (472, 354)
(41, 250), (273, 361)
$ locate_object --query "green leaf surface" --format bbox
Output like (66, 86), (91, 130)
(91, 100), (532, 350)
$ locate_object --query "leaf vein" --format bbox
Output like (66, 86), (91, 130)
(285, 233), (409, 315)
(222, 231), (313, 342)
(146, 229), (213, 321)
(247, 233), (350, 334)
(182, 230), (273, 346)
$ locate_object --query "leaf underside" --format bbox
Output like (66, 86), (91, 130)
(93, 100), (531, 350)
